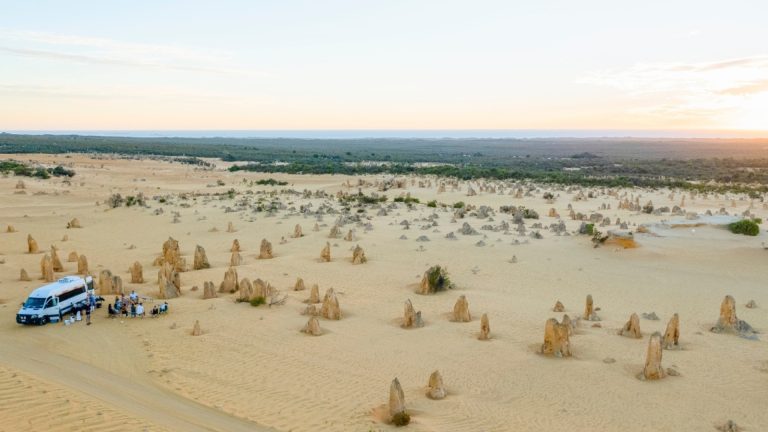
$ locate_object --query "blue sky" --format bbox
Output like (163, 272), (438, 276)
(1, 0), (767, 132)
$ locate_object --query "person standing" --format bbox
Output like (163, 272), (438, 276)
(85, 300), (92, 325)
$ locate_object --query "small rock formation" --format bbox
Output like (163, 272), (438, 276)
(20, 268), (31, 281)
(426, 370), (447, 400)
(202, 281), (217, 299)
(641, 332), (665, 380)
(351, 244), (367, 264)
(402, 299), (424, 328)
(478, 313), (491, 340)
(717, 420), (741, 432)
(711, 295), (754, 335)
(541, 318), (572, 357)
(662, 313), (680, 349)
(50, 246), (64, 272)
(67, 251), (79, 262)
(27, 235), (39, 254)
(294, 277), (306, 291)
(619, 313), (642, 338)
(329, 225), (341, 239)
(193, 245), (210, 270)
(320, 242), (331, 262)
(553, 300), (565, 312)
(158, 263), (181, 299)
(230, 251), (243, 266)
(238, 278), (253, 301)
(745, 299), (757, 309)
(251, 278), (274, 300)
(302, 304), (319, 316)
(561, 314), (575, 336)
(344, 230), (353, 241)
(15, 180), (25, 189)
(230, 239), (241, 253)
(293, 224), (303, 238)
(130, 261), (144, 284)
(6, 225), (17, 233)
(258, 238), (273, 259)
(40, 254), (54, 282)
(306, 284), (320, 303)
(302, 316), (322, 336)
(417, 265), (451, 294)
(66, 218), (81, 229)
(219, 267), (239, 293)
(192, 320), (202, 336)
(389, 378), (409, 426)
(584, 294), (599, 321)
(320, 287), (341, 320)
(98, 270), (123, 295)
(158, 237), (185, 272)
(313, 223), (320, 232)
(452, 295), (471, 322)
(77, 254), (88, 275)
(226, 222), (236, 233)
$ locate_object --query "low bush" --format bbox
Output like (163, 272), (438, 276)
(729, 219), (760, 236)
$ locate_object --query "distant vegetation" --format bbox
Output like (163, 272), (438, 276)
(0, 159), (75, 179)
(728, 219), (760, 236)
(2, 133), (768, 193)
(255, 178), (288, 186)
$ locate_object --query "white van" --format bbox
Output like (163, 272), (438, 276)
(16, 276), (96, 325)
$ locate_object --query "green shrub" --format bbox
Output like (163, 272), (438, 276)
(426, 200), (437, 208)
(753, 217), (763, 225)
(584, 223), (595, 235)
(453, 201), (465, 208)
(250, 296), (266, 307)
(256, 178), (288, 186)
(391, 412), (411, 427)
(729, 219), (760, 236)
(394, 196), (419, 204)
(425, 265), (451, 293)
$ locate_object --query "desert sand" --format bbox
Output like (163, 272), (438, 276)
(1, 154), (767, 431)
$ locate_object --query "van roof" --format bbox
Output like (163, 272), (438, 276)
(28, 276), (92, 298)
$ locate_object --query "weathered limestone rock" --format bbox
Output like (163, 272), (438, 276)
(159, 237), (185, 272)
(320, 242), (331, 262)
(15, 180), (25, 189)
(27, 235), (40, 253)
(20, 268), (31, 281)
(663, 313), (680, 349)
(66, 218), (81, 229)
(553, 300), (565, 312)
(426, 370), (447, 400)
(230, 239), (241, 253)
(302, 316), (322, 336)
(219, 267), (238, 293)
(402, 299), (423, 328)
(293, 224), (303, 238)
(312, 223), (320, 232)
(251, 278), (274, 300)
(351, 244), (367, 264)
(619, 313), (642, 338)
(294, 277), (306, 291)
(238, 278), (253, 301)
(452, 295), (471, 322)
(50, 246), (64, 272)
(67, 251), (79, 262)
(158, 262), (181, 299)
(230, 251), (243, 266)
(192, 320), (202, 336)
(98, 270), (122, 295)
(541, 318), (572, 357)
(6, 225), (17, 233)
(77, 254), (88, 275)
(478, 313), (490, 340)
(389, 378), (409, 426)
(302, 304), (319, 316)
(711, 295), (754, 335)
(320, 287), (341, 320)
(561, 314), (575, 336)
(306, 284), (320, 304)
(226, 222), (236, 233)
(584, 294), (599, 321)
(329, 225), (341, 239)
(258, 238), (273, 259)
(130, 261), (144, 284)
(344, 230), (353, 241)
(202, 281), (217, 299)
(40, 254), (54, 282)
(642, 332), (665, 380)
(193, 245), (210, 270)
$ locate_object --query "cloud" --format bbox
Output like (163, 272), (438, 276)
(0, 30), (261, 76)
(581, 55), (768, 125)
(0, 83), (242, 102)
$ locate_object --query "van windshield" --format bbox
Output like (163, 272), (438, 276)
(23, 297), (46, 309)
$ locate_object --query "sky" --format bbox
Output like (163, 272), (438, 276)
(0, 0), (767, 134)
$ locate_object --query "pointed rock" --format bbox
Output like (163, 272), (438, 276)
(258, 238), (273, 259)
(663, 313), (680, 349)
(302, 316), (322, 336)
(642, 332), (665, 380)
(20, 268), (31, 281)
(230, 239), (241, 253)
(130, 261), (144, 284)
(67, 251), (79, 262)
(320, 242), (331, 262)
(478, 313), (490, 340)
(426, 370), (447, 400)
(452, 295), (471, 322)
(306, 284), (320, 304)
(553, 300), (565, 312)
(77, 254), (88, 275)
(402, 299), (423, 328)
(50, 246), (64, 272)
(541, 318), (572, 357)
(230, 250), (243, 266)
(293, 224), (303, 238)
(27, 235), (39, 254)
(619, 313), (642, 338)
(40, 254), (54, 282)
(202, 281), (217, 299)
(193, 245), (210, 270)
(192, 320), (202, 336)
(351, 244), (367, 264)
(389, 378), (409, 426)
(219, 267), (239, 293)
(294, 277), (306, 291)
(66, 218), (81, 229)
(320, 287), (341, 320)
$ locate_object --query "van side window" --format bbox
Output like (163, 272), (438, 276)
(59, 286), (86, 302)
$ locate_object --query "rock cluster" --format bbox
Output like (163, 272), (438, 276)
(541, 318), (572, 357)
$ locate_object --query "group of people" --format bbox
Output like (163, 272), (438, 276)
(107, 290), (169, 319)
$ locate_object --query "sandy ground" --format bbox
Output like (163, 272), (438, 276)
(0, 153), (767, 432)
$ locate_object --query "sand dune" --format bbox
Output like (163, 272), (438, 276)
(1, 154), (766, 431)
